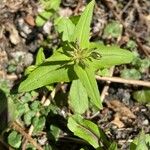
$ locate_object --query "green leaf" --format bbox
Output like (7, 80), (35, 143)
(46, 47), (71, 62)
(50, 125), (61, 141)
(74, 65), (102, 109)
(8, 97), (18, 123)
(103, 20), (123, 38)
(130, 131), (150, 150)
(36, 0), (60, 26)
(0, 91), (18, 132)
(133, 89), (150, 104)
(19, 63), (77, 92)
(36, 11), (53, 26)
(24, 110), (36, 126)
(121, 69), (141, 80)
(25, 65), (37, 75)
(96, 68), (110, 77)
(55, 17), (75, 42)
(89, 43), (134, 69)
(127, 40), (137, 50)
(73, 0), (95, 49)
(40, 0), (61, 10)
(140, 58), (150, 72)
(32, 116), (46, 132)
(30, 101), (40, 110)
(36, 47), (45, 65)
(69, 79), (89, 114)
(67, 115), (100, 148)
(108, 142), (118, 150)
(8, 131), (22, 148)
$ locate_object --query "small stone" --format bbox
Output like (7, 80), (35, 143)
(17, 18), (32, 38)
(24, 14), (35, 26)
(10, 51), (26, 62)
(23, 53), (33, 67)
(142, 119), (149, 126)
(6, 23), (20, 45)
(141, 108), (147, 112)
(38, 135), (47, 146)
(59, 7), (73, 17)
(43, 21), (52, 34)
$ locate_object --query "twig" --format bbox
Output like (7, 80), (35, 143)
(89, 75), (149, 119)
(119, 0), (133, 18)
(96, 76), (150, 87)
(11, 122), (43, 150)
(6, 74), (18, 80)
(101, 67), (114, 102)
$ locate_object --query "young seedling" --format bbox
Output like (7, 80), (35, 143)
(19, 0), (134, 110)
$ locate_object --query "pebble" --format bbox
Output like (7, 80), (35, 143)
(10, 51), (26, 62)
(17, 18), (32, 38)
(23, 52), (33, 67)
(141, 108), (147, 112)
(142, 119), (149, 126)
(43, 21), (52, 34)
(5, 23), (20, 45)
(38, 135), (47, 145)
(59, 7), (73, 17)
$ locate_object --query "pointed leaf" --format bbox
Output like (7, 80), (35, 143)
(55, 17), (75, 42)
(46, 47), (71, 62)
(36, 47), (45, 65)
(74, 65), (102, 109)
(73, 0), (95, 49)
(89, 43), (134, 69)
(108, 142), (118, 150)
(36, 11), (52, 26)
(68, 115), (100, 148)
(69, 79), (89, 114)
(19, 63), (77, 92)
(130, 131), (149, 150)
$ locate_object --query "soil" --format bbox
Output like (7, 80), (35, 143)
(0, 0), (149, 150)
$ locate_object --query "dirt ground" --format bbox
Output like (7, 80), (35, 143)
(0, 0), (150, 150)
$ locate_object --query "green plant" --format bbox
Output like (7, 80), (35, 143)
(121, 56), (150, 80)
(19, 0), (134, 111)
(133, 89), (150, 104)
(130, 131), (150, 150)
(8, 130), (22, 148)
(68, 114), (113, 149)
(17, 2), (135, 148)
(36, 0), (61, 26)
(103, 20), (123, 39)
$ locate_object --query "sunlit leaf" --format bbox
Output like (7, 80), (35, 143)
(73, 0), (95, 49)
(55, 17), (75, 42)
(121, 69), (141, 80)
(69, 79), (89, 114)
(46, 47), (71, 62)
(8, 131), (22, 148)
(103, 21), (123, 38)
(74, 65), (102, 109)
(19, 63), (77, 92)
(68, 114), (100, 148)
(133, 89), (150, 104)
(89, 43), (134, 69)
(36, 47), (45, 65)
(130, 131), (150, 150)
